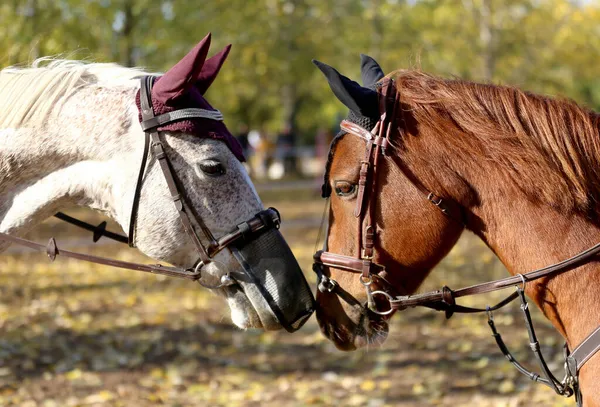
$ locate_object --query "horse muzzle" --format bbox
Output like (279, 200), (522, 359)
(229, 225), (315, 332)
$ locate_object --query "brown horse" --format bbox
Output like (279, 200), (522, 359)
(312, 60), (600, 406)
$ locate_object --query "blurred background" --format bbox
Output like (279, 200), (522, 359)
(1, 0), (599, 406)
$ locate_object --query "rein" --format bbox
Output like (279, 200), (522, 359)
(388, 238), (600, 316)
(0, 75), (282, 289)
(313, 78), (600, 406)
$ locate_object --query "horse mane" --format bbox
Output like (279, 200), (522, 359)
(0, 58), (147, 129)
(392, 70), (600, 216)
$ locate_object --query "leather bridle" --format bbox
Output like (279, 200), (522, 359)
(0, 75), (282, 289)
(313, 78), (600, 406)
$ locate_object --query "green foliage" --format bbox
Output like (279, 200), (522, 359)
(1, 0), (599, 141)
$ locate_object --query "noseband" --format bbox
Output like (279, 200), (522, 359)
(313, 78), (600, 405)
(0, 75), (282, 289)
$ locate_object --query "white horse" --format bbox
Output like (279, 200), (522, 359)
(0, 34), (314, 332)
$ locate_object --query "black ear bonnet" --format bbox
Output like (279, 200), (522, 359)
(313, 54), (385, 197)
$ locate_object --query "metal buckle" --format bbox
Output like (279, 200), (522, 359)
(516, 273), (527, 291)
(369, 290), (395, 315)
(318, 276), (338, 293)
(359, 274), (373, 286)
(151, 141), (166, 159)
(427, 192), (443, 206)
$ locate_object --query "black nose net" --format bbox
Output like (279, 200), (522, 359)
(231, 229), (315, 332)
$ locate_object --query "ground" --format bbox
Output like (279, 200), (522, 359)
(0, 182), (574, 406)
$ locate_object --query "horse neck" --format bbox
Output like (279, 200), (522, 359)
(0, 84), (141, 244)
(403, 112), (600, 347)
(471, 186), (600, 337)
(404, 112), (600, 401)
(464, 178), (600, 405)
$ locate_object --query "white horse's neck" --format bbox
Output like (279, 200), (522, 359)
(0, 80), (141, 249)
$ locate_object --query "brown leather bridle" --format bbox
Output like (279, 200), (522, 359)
(313, 78), (600, 405)
(313, 81), (402, 312)
(313, 80), (461, 313)
(0, 75), (282, 289)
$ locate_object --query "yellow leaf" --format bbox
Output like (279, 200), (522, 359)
(378, 380), (392, 390)
(412, 383), (426, 395)
(498, 379), (516, 394)
(84, 391), (115, 404)
(360, 380), (376, 392)
(65, 369), (82, 381)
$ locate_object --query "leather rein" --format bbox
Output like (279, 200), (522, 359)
(0, 75), (282, 289)
(313, 79), (600, 405)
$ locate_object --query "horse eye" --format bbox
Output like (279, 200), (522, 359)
(199, 160), (226, 176)
(334, 181), (357, 197)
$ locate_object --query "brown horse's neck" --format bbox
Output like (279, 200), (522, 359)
(403, 125), (600, 346)
(468, 183), (600, 405)
(471, 193), (600, 343)
(404, 132), (600, 402)
(394, 71), (600, 403)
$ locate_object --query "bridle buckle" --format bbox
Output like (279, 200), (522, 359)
(359, 274), (373, 286)
(427, 192), (443, 206)
(318, 276), (338, 293)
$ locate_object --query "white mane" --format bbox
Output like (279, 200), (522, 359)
(0, 58), (147, 129)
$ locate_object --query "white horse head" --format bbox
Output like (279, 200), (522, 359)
(0, 33), (314, 332)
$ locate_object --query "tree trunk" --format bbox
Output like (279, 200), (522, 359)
(479, 0), (495, 81)
(121, 0), (136, 67)
(369, 0), (384, 61)
(281, 84), (299, 130)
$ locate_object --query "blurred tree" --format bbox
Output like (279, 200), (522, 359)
(0, 0), (599, 140)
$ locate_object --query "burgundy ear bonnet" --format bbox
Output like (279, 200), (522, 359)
(135, 33), (244, 161)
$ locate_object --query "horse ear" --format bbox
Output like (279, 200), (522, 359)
(312, 59), (379, 118)
(360, 54), (385, 88)
(196, 44), (232, 95)
(152, 33), (212, 104)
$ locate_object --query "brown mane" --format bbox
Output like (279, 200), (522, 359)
(392, 70), (600, 217)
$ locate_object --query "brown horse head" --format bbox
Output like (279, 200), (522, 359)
(320, 136), (465, 351)
(312, 57), (600, 360)
(314, 60), (600, 404)
(312, 59), (465, 351)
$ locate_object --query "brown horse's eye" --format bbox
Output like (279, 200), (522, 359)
(199, 160), (226, 177)
(334, 181), (357, 197)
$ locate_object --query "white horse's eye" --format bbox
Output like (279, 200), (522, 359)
(198, 160), (226, 177)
